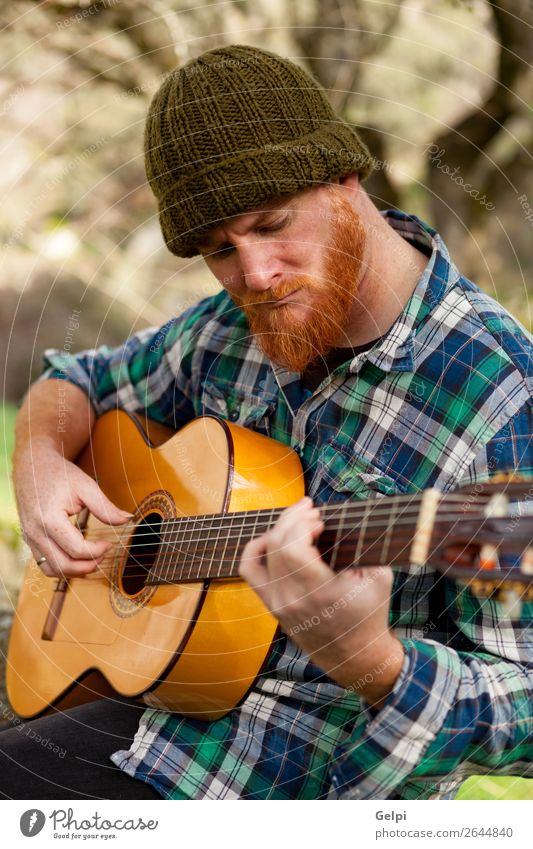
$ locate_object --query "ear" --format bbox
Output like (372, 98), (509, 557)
(338, 172), (360, 193)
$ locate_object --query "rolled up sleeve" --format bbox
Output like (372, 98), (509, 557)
(330, 638), (533, 799)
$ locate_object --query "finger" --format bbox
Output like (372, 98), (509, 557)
(48, 511), (114, 561)
(29, 533), (104, 578)
(275, 496), (317, 527)
(287, 495), (314, 511)
(238, 536), (271, 592)
(361, 564), (394, 586)
(27, 503), (113, 562)
(272, 533), (328, 585)
(240, 507), (324, 588)
(30, 544), (100, 578)
(273, 502), (322, 543)
(77, 478), (132, 526)
(267, 514), (325, 570)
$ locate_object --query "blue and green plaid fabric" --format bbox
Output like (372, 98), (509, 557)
(42, 211), (533, 799)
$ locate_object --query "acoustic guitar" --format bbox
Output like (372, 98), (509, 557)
(7, 410), (533, 720)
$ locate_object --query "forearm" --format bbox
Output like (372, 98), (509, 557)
(14, 379), (95, 465)
(322, 632), (405, 709)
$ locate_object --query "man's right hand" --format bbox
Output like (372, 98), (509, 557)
(13, 378), (131, 578)
(15, 446), (131, 578)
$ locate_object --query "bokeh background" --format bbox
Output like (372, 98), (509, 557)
(0, 0), (532, 799)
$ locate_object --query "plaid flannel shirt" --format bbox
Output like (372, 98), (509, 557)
(42, 211), (533, 800)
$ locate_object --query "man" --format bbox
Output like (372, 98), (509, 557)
(3, 44), (533, 800)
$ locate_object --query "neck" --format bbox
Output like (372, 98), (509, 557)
(340, 195), (429, 347)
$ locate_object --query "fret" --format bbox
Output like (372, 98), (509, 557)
(205, 514), (219, 579)
(353, 499), (372, 566)
(154, 520), (170, 582)
(328, 502), (347, 572)
(216, 513), (233, 578)
(166, 516), (179, 583)
(172, 514), (188, 582)
(178, 514), (192, 581)
(479, 492), (508, 572)
(230, 509), (263, 578)
(187, 515), (204, 581)
(380, 495), (399, 564)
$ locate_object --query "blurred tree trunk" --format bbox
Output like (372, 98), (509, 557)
(291, 0), (404, 209)
(426, 0), (533, 252)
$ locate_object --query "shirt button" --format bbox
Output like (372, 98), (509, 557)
(229, 409), (240, 421)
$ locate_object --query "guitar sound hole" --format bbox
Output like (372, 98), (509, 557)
(122, 512), (163, 596)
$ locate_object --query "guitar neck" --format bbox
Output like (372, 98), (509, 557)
(146, 491), (442, 585)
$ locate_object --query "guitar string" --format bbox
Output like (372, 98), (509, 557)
(86, 545), (502, 583)
(76, 496), (494, 541)
(72, 504), (467, 536)
(93, 555), (520, 584)
(78, 510), (494, 549)
(83, 516), (512, 583)
(70, 515), (506, 579)
(54, 487), (524, 544)
(57, 507), (513, 583)
(86, 518), (496, 581)
(43, 497), (516, 579)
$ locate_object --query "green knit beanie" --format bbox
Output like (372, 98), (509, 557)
(144, 44), (374, 258)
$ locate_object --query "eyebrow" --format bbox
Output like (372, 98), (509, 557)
(197, 204), (292, 251)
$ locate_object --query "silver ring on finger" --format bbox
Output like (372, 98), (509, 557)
(36, 555), (48, 566)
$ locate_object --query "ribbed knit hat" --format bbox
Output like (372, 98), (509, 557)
(144, 44), (374, 258)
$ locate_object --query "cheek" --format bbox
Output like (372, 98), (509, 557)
(290, 237), (324, 271)
(206, 260), (242, 292)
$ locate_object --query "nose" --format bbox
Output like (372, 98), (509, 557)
(236, 242), (282, 292)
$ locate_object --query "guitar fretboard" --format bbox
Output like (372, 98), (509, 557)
(141, 491), (472, 585)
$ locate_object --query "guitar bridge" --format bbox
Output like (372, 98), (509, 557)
(41, 578), (68, 641)
(41, 508), (89, 641)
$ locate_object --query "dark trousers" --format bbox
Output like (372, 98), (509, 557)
(0, 698), (161, 799)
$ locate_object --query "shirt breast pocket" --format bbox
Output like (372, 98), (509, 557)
(308, 440), (404, 505)
(198, 381), (276, 434)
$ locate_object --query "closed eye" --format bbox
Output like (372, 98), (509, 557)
(200, 212), (292, 257)
(256, 216), (289, 237)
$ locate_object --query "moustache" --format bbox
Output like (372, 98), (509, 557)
(237, 275), (320, 309)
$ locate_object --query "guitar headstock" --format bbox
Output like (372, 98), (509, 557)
(430, 478), (533, 618)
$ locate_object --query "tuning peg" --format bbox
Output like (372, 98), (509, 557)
(476, 493), (508, 570)
(485, 492), (509, 516)
(478, 543), (499, 571)
(494, 586), (522, 620)
(520, 548), (533, 575)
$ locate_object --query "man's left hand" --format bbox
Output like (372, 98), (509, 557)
(239, 496), (405, 708)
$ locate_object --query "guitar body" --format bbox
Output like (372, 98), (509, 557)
(7, 411), (304, 720)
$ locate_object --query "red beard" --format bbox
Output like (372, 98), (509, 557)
(233, 188), (367, 372)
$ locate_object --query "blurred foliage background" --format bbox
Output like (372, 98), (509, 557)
(0, 0), (532, 795)
(1, 0), (532, 412)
